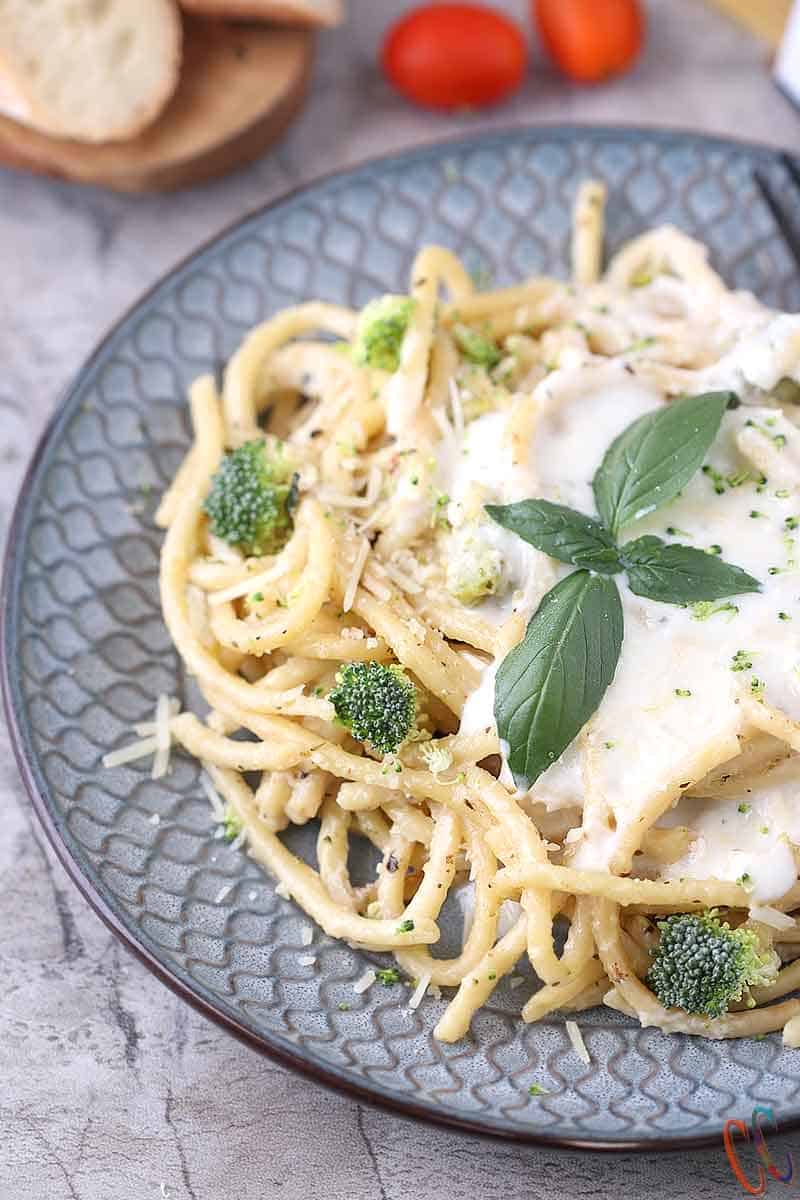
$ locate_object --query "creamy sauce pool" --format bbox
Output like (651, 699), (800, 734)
(438, 323), (800, 899)
(658, 758), (800, 903)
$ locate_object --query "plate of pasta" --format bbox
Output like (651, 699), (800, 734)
(6, 127), (800, 1150)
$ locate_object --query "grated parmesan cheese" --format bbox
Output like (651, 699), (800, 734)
(343, 537), (370, 613)
(207, 534), (244, 564)
(361, 569), (392, 602)
(102, 735), (159, 769)
(565, 1019), (591, 1065)
(448, 377), (465, 441)
(318, 465), (383, 511)
(151, 693), (173, 780)
(298, 954), (317, 967)
(407, 617), (427, 645)
(431, 407), (456, 443)
(207, 558), (287, 607)
(134, 698), (180, 737)
(214, 884), (232, 904)
(201, 772), (226, 822)
(420, 742), (454, 777)
(104, 696), (180, 775)
(186, 585), (216, 648)
(354, 500), (387, 537)
(301, 924), (314, 946)
(408, 972), (432, 1011)
(341, 626), (366, 641)
(353, 968), (377, 995)
(509, 975), (524, 990)
(382, 561), (423, 595)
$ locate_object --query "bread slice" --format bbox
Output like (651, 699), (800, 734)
(177, 0), (342, 27)
(0, 19), (313, 191)
(0, 0), (182, 143)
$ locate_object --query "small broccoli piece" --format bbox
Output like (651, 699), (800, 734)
(222, 805), (243, 843)
(375, 967), (402, 986)
(353, 295), (415, 373)
(646, 910), (779, 1018)
(453, 323), (502, 369)
(419, 740), (454, 776)
(446, 526), (505, 606)
(203, 439), (297, 557)
(328, 661), (417, 755)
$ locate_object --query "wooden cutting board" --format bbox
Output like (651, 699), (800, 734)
(0, 17), (314, 193)
(703, 0), (792, 46)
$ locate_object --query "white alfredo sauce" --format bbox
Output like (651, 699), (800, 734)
(440, 317), (800, 898)
(658, 758), (800, 904)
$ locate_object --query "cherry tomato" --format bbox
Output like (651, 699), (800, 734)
(534, 0), (644, 84)
(381, 4), (527, 111)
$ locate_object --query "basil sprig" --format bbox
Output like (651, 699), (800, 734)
(488, 392), (761, 788)
(593, 391), (736, 536)
(485, 499), (622, 574)
(495, 571), (623, 788)
(621, 536), (760, 604)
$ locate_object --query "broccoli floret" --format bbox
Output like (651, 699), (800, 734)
(203, 439), (297, 557)
(222, 805), (243, 843)
(353, 295), (414, 373)
(375, 967), (402, 986)
(453, 323), (501, 369)
(646, 910), (779, 1018)
(328, 661), (417, 755)
(446, 526), (505, 606)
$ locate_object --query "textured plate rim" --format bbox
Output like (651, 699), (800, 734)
(3, 123), (798, 1153)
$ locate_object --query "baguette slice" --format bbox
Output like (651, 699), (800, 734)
(0, 0), (182, 143)
(0, 20), (313, 191)
(178, 0), (342, 27)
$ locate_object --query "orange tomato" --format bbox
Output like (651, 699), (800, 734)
(534, 0), (644, 84)
(381, 4), (527, 111)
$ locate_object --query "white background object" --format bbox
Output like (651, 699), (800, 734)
(776, 0), (800, 106)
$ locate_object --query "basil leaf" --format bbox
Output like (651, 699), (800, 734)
(593, 391), (735, 535)
(622, 536), (761, 603)
(494, 571), (623, 789)
(485, 500), (622, 573)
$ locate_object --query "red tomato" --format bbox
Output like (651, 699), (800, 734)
(381, 4), (527, 111)
(534, 0), (644, 84)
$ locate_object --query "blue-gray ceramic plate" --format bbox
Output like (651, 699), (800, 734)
(5, 127), (800, 1151)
